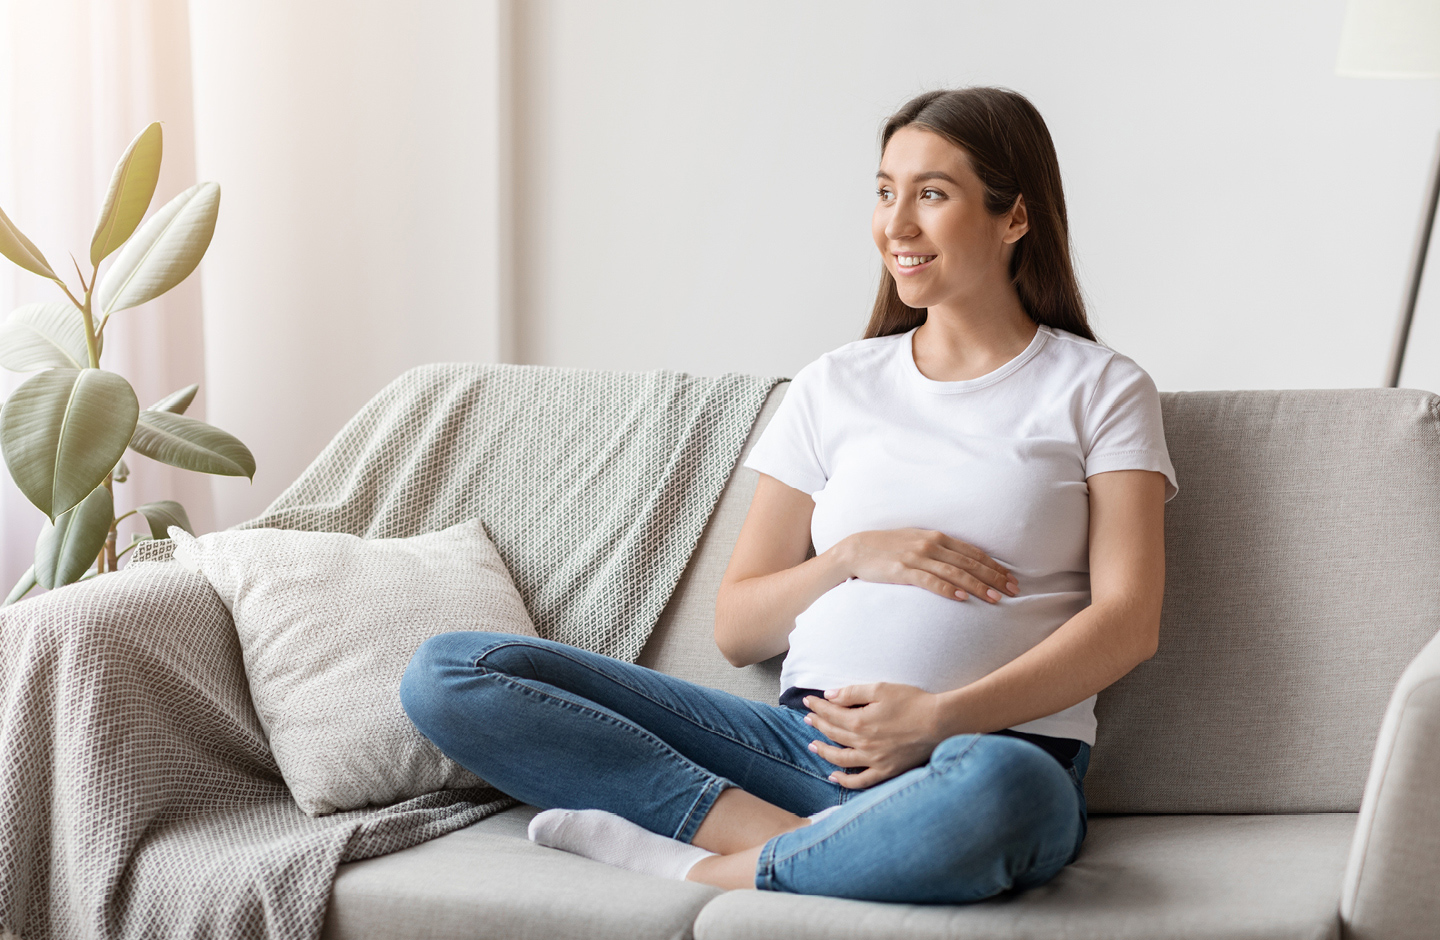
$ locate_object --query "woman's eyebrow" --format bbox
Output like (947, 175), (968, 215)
(874, 170), (959, 184)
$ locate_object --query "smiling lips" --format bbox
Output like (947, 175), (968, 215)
(895, 253), (937, 273)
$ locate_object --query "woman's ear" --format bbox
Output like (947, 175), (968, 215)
(1002, 194), (1030, 245)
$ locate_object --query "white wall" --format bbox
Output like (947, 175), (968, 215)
(188, 0), (509, 526)
(185, 0), (1440, 528)
(512, 0), (1440, 393)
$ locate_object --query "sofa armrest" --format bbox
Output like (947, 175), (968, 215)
(1341, 626), (1440, 940)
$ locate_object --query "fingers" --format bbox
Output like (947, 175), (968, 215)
(910, 558), (1009, 603)
(809, 740), (881, 788)
(803, 703), (856, 743)
(833, 768), (884, 789)
(821, 684), (875, 707)
(808, 741), (885, 789)
(905, 531), (1018, 602)
(932, 541), (1019, 597)
(808, 739), (865, 767)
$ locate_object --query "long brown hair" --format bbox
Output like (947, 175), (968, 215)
(864, 88), (1094, 342)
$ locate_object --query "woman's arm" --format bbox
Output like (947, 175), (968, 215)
(714, 474), (837, 667)
(715, 473), (1020, 668)
(803, 468), (1167, 788)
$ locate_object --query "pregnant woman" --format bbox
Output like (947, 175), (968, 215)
(401, 86), (1176, 903)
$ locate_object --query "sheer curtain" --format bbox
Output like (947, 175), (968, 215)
(0, 0), (213, 597)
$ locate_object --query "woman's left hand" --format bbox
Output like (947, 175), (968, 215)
(803, 683), (948, 789)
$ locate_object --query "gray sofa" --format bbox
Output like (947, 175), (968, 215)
(322, 384), (1440, 940)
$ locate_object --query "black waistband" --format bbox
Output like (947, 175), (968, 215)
(779, 685), (1083, 771)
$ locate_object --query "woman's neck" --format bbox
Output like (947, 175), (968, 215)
(911, 290), (1037, 383)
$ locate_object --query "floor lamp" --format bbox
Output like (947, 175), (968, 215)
(1337, 0), (1440, 387)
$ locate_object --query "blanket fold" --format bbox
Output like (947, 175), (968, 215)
(1, 363), (779, 940)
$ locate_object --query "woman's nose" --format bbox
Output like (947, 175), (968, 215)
(885, 202), (919, 241)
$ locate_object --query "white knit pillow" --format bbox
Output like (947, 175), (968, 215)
(168, 519), (536, 816)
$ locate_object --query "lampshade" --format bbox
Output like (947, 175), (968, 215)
(1337, 0), (1440, 77)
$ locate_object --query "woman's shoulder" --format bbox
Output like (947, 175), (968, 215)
(792, 331), (909, 386)
(1042, 327), (1155, 388)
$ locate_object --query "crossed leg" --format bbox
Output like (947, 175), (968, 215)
(401, 631), (1086, 902)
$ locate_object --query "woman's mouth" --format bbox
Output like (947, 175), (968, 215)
(894, 253), (936, 274)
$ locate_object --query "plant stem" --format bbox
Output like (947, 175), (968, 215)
(57, 275), (101, 370)
(103, 476), (117, 572)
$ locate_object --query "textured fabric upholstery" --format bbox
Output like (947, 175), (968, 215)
(691, 814), (1355, 940)
(638, 383), (789, 703)
(323, 805), (721, 940)
(1341, 627), (1440, 940)
(1086, 390), (1440, 813)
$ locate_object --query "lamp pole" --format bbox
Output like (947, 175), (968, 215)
(1385, 133), (1440, 388)
(1336, 0), (1440, 388)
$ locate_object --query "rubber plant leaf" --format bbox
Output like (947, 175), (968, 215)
(129, 410), (254, 478)
(0, 203), (57, 280)
(90, 123), (164, 267)
(0, 368), (139, 519)
(34, 483), (113, 589)
(134, 499), (193, 539)
(0, 302), (99, 372)
(96, 181), (220, 315)
(147, 383), (198, 415)
(3, 565), (37, 606)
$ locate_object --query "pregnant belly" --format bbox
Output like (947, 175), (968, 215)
(782, 576), (1090, 694)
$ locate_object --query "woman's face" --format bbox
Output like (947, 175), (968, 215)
(871, 125), (1028, 312)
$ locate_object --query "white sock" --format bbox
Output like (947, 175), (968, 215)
(527, 808), (716, 880)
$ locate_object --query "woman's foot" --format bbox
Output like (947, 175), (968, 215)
(527, 808), (715, 880)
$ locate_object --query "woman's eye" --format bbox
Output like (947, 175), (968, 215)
(876, 188), (893, 201)
(922, 188), (944, 201)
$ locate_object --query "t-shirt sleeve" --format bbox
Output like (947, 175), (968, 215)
(742, 361), (828, 495)
(1082, 354), (1179, 502)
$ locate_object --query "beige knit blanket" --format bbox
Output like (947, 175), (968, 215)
(0, 363), (779, 940)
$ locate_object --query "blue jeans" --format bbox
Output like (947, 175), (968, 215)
(400, 631), (1089, 904)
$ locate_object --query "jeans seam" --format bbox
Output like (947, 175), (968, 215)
(479, 667), (731, 836)
(474, 639), (835, 785)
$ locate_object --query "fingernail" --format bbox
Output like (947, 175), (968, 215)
(986, 588), (1001, 601)
(804, 715), (813, 725)
(808, 742), (818, 753)
(1007, 580), (1019, 594)
(824, 689), (837, 698)
(955, 590), (967, 600)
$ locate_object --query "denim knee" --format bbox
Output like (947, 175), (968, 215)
(399, 631), (519, 737)
(928, 734), (1083, 883)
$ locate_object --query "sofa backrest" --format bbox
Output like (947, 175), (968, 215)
(638, 384), (1440, 814)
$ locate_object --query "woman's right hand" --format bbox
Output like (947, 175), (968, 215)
(834, 529), (1019, 603)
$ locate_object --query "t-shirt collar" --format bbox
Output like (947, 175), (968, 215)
(901, 323), (1052, 394)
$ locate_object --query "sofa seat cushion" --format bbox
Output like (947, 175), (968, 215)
(322, 804), (722, 940)
(692, 814), (1355, 940)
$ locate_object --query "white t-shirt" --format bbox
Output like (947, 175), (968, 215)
(743, 324), (1177, 744)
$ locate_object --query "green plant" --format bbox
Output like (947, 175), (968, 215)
(0, 122), (254, 604)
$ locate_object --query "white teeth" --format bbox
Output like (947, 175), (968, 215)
(897, 255), (934, 268)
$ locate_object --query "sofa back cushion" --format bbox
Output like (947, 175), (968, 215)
(639, 386), (1440, 814)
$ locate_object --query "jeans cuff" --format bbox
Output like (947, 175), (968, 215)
(674, 776), (730, 844)
(754, 831), (783, 891)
